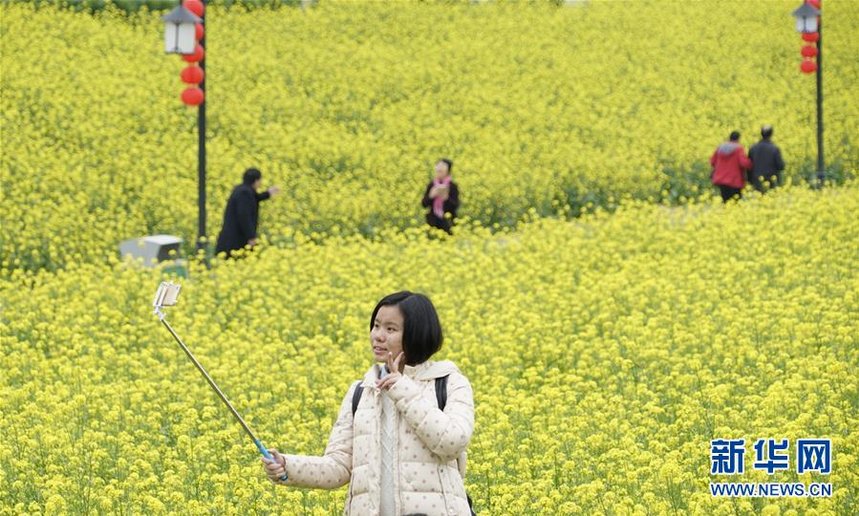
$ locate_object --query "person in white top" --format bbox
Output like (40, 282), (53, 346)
(262, 291), (475, 516)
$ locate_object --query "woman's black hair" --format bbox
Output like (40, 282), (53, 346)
(437, 158), (453, 175)
(369, 291), (443, 366)
(243, 168), (262, 185)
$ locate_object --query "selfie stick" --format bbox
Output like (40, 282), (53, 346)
(152, 282), (287, 481)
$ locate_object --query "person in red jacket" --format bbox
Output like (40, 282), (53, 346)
(710, 131), (752, 202)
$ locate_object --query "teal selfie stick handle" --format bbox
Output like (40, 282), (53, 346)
(256, 439), (288, 481)
(159, 317), (287, 481)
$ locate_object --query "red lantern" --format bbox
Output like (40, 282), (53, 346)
(182, 44), (205, 63)
(800, 60), (817, 74)
(801, 45), (818, 58)
(807, 0), (821, 9)
(183, 0), (205, 17)
(802, 32), (819, 42)
(195, 22), (205, 41)
(180, 66), (205, 84)
(181, 87), (205, 106)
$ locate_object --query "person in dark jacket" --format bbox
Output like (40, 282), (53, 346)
(748, 125), (785, 193)
(710, 131), (752, 202)
(421, 158), (460, 234)
(215, 168), (280, 257)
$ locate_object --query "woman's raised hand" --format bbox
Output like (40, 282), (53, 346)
(261, 448), (287, 484)
(376, 351), (404, 391)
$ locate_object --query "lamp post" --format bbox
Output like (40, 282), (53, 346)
(792, 1), (824, 186)
(162, 1), (208, 257)
(162, 5), (199, 54)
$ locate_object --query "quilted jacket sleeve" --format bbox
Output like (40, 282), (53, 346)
(279, 383), (356, 489)
(386, 372), (475, 462)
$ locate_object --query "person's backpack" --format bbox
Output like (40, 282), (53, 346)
(351, 375), (477, 516)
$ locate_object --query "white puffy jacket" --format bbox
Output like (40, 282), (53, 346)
(279, 359), (475, 516)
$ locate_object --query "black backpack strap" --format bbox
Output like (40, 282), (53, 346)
(351, 380), (363, 417)
(435, 374), (449, 411)
(435, 374), (474, 514)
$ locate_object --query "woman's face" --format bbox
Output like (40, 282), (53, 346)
(434, 161), (449, 180)
(370, 305), (405, 364)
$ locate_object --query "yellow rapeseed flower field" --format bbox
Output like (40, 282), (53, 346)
(1, 184), (857, 515)
(2, 1), (858, 271)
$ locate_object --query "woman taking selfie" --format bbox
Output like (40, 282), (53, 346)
(262, 291), (476, 516)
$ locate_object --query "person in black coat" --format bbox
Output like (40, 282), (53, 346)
(748, 125), (786, 193)
(215, 168), (280, 257)
(421, 158), (460, 234)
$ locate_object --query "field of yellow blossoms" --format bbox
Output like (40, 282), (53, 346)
(2, 1), (859, 515)
(2, 184), (858, 515)
(2, 0), (858, 270)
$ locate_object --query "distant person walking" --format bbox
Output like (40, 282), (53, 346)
(748, 125), (785, 193)
(710, 131), (752, 202)
(215, 168), (280, 257)
(421, 158), (460, 234)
